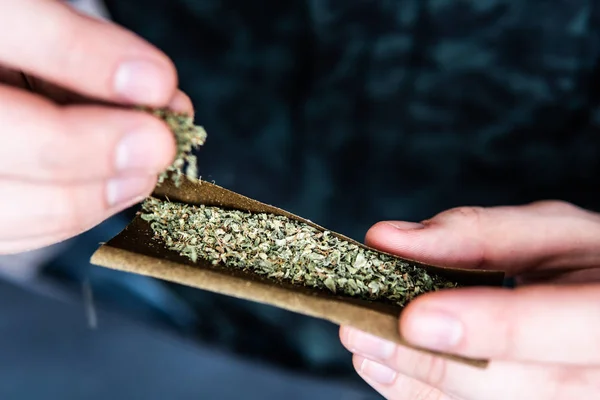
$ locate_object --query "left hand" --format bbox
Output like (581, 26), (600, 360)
(0, 0), (194, 254)
(339, 201), (600, 400)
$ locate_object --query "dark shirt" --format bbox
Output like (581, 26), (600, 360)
(97, 0), (600, 376)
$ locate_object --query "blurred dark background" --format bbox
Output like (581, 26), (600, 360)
(2, 0), (600, 399)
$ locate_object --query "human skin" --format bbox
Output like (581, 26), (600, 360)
(340, 201), (600, 399)
(5, 3), (600, 399)
(0, 0), (194, 254)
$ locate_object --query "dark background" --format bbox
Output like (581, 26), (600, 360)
(3, 1), (600, 399)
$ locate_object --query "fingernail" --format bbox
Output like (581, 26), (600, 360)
(360, 359), (397, 385)
(106, 176), (152, 207)
(114, 60), (167, 104)
(347, 329), (396, 360)
(115, 128), (167, 172)
(385, 221), (425, 230)
(404, 309), (463, 351)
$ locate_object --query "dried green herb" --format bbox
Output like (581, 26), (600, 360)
(140, 197), (458, 306)
(140, 107), (207, 186)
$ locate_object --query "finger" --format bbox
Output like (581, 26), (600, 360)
(0, 183), (147, 255)
(341, 328), (600, 400)
(0, 84), (175, 182)
(0, 0), (177, 105)
(0, 66), (112, 104)
(365, 201), (600, 276)
(0, 175), (156, 246)
(2, 68), (193, 115)
(352, 355), (456, 400)
(12, 71), (97, 104)
(398, 285), (600, 365)
(168, 90), (194, 117)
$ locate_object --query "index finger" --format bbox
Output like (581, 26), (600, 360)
(0, 0), (177, 106)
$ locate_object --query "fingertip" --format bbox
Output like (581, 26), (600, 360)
(384, 221), (427, 230)
(56, 105), (177, 179)
(365, 221), (407, 247)
(339, 325), (349, 345)
(364, 220), (427, 255)
(400, 286), (495, 322)
(400, 287), (515, 353)
(113, 56), (178, 107)
(352, 354), (366, 374)
(339, 325), (359, 352)
(398, 294), (427, 335)
(168, 89), (194, 116)
(129, 110), (178, 170)
(399, 301), (465, 353)
(106, 175), (156, 209)
(152, 56), (179, 106)
(366, 220), (425, 240)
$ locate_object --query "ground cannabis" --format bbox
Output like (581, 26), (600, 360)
(136, 107), (457, 305)
(140, 197), (458, 306)
(142, 107), (207, 186)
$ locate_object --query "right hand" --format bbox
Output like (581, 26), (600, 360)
(0, 0), (192, 254)
(341, 200), (600, 400)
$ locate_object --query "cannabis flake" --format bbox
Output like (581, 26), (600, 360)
(140, 197), (458, 307)
(141, 107), (207, 187)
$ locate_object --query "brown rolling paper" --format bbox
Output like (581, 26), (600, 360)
(91, 178), (505, 368)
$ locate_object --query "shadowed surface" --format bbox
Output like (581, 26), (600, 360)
(0, 279), (378, 399)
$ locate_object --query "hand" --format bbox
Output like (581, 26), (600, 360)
(340, 201), (600, 400)
(0, 0), (192, 254)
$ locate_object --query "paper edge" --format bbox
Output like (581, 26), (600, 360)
(90, 244), (489, 368)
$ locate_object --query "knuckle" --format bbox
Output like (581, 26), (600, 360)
(416, 354), (449, 389)
(37, 108), (115, 182)
(56, 30), (88, 78)
(492, 303), (518, 360)
(37, 115), (77, 181)
(549, 367), (589, 400)
(528, 200), (579, 213)
(58, 185), (100, 235)
(414, 386), (447, 400)
(46, 11), (81, 60)
(440, 206), (486, 225)
(62, 187), (86, 233)
(424, 205), (490, 269)
(45, 11), (101, 86)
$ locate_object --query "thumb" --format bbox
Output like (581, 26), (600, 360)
(399, 284), (600, 365)
(365, 201), (600, 276)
